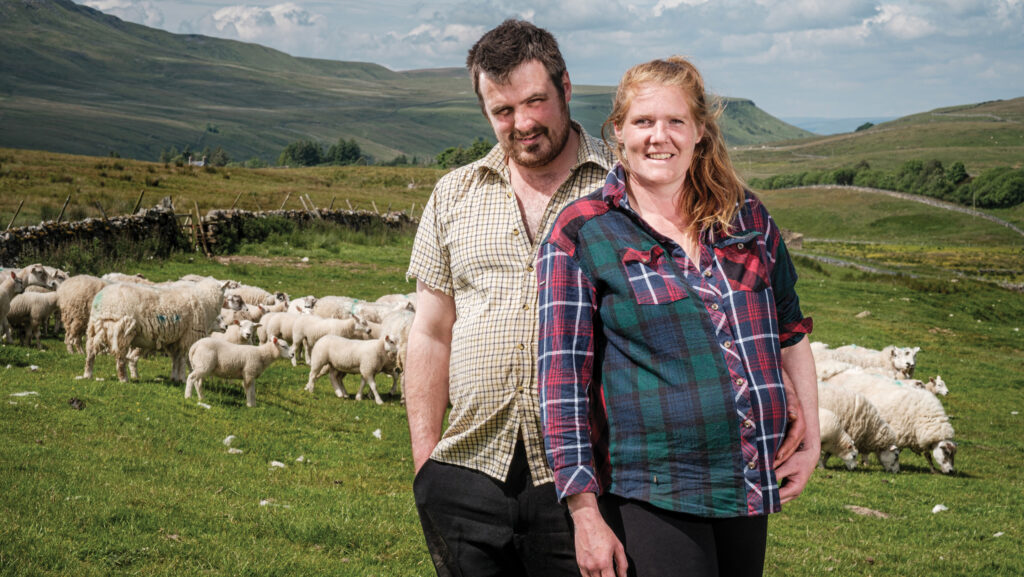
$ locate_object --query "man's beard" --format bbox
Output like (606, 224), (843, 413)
(504, 112), (571, 168)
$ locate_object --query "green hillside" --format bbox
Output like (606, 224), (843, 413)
(0, 0), (810, 163)
(732, 97), (1024, 178)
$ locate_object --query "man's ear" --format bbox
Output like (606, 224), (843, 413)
(561, 70), (572, 104)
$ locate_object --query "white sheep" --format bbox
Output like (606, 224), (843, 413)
(287, 295), (318, 314)
(225, 284), (279, 307)
(220, 294), (265, 326)
(186, 336), (294, 407)
(311, 295), (359, 319)
(818, 407), (859, 470)
(1, 265), (51, 343)
(55, 275), (109, 353)
(6, 291), (60, 348)
(352, 300), (414, 324)
(256, 310), (309, 351)
(817, 381), (901, 473)
(834, 375), (957, 474)
(179, 274), (240, 289)
(291, 314), (371, 365)
(101, 272), (153, 285)
(81, 279), (227, 383)
(305, 335), (398, 404)
(813, 342), (920, 379)
(373, 308), (414, 401)
(210, 319), (260, 345)
(909, 375), (949, 396)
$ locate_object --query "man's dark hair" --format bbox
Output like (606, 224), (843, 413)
(466, 19), (567, 104)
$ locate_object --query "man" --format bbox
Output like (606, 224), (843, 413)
(405, 19), (613, 576)
(405, 19), (818, 576)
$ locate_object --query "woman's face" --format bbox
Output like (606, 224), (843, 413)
(614, 82), (704, 195)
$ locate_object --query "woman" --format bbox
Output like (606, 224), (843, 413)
(537, 56), (818, 577)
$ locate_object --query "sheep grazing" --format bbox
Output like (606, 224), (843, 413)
(834, 376), (957, 474)
(306, 335), (398, 404)
(1, 264), (51, 344)
(186, 336), (294, 407)
(101, 272), (153, 285)
(374, 308), (414, 402)
(221, 294), (266, 326)
(7, 291), (60, 348)
(818, 407), (859, 470)
(817, 381), (901, 473)
(908, 376), (949, 396)
(352, 300), (414, 324)
(81, 279), (227, 383)
(311, 295), (359, 319)
(226, 284), (277, 307)
(210, 319), (260, 345)
(179, 274), (240, 289)
(812, 342), (920, 379)
(291, 314), (372, 365)
(256, 311), (310, 352)
(55, 275), (109, 353)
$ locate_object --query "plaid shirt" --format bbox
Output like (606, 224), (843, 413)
(407, 123), (613, 484)
(537, 165), (813, 517)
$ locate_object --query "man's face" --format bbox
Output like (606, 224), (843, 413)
(478, 60), (572, 169)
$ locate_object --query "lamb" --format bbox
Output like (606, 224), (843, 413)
(817, 381), (901, 473)
(812, 342), (920, 379)
(910, 375), (949, 396)
(186, 336), (294, 407)
(210, 319), (260, 345)
(311, 295), (359, 319)
(226, 284), (279, 307)
(833, 376), (956, 474)
(55, 275), (109, 353)
(305, 334), (398, 404)
(101, 272), (153, 285)
(374, 292), (417, 311)
(256, 310), (309, 352)
(372, 308), (414, 401)
(291, 314), (372, 365)
(1, 265), (51, 343)
(220, 294), (265, 326)
(818, 407), (859, 470)
(6, 291), (60, 348)
(81, 279), (227, 383)
(287, 295), (318, 314)
(179, 274), (240, 289)
(352, 300), (414, 324)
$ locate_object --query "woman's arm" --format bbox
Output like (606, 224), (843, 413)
(775, 337), (820, 503)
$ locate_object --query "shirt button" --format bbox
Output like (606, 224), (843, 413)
(723, 340), (732, 349)
(743, 419), (755, 429)
(506, 192), (513, 198)
(703, 269), (713, 278)
(735, 377), (746, 386)
(512, 229), (520, 236)
(710, 303), (719, 311)
(737, 243), (745, 250)
(516, 386), (524, 393)
(517, 343), (525, 351)
(748, 460), (757, 470)
(527, 265), (534, 272)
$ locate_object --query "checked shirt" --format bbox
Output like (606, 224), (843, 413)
(537, 165), (813, 517)
(407, 123), (613, 484)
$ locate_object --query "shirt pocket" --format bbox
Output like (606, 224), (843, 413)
(620, 245), (689, 305)
(713, 230), (769, 293)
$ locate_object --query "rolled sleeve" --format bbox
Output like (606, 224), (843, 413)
(536, 242), (601, 501)
(770, 232), (812, 347)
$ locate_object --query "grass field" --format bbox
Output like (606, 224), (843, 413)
(1, 151), (1023, 575)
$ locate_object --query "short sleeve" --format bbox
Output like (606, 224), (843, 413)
(407, 187), (453, 296)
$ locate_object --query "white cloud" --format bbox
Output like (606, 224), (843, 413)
(83, 0), (164, 28)
(651, 0), (708, 18)
(180, 3), (331, 57)
(864, 4), (936, 39)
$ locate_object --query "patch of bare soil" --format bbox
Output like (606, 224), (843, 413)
(212, 255), (373, 271)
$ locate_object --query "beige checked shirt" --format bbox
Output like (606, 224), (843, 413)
(408, 123), (614, 484)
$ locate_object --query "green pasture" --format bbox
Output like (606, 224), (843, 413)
(2, 157), (1023, 575)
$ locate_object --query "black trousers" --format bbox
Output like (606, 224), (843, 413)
(600, 494), (768, 577)
(413, 440), (581, 577)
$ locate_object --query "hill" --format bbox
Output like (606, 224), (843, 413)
(0, 0), (811, 163)
(732, 97), (1024, 179)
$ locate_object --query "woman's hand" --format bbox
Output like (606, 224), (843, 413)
(567, 493), (628, 577)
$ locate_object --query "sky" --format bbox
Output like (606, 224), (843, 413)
(80, 0), (1024, 120)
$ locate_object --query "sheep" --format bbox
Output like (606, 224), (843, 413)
(311, 295), (359, 319)
(305, 334), (398, 404)
(1, 265), (51, 343)
(833, 376), (956, 474)
(256, 311), (309, 349)
(81, 279), (227, 383)
(352, 300), (414, 324)
(813, 342), (920, 379)
(816, 358), (859, 381)
(210, 319), (260, 345)
(186, 336), (294, 407)
(179, 274), (241, 289)
(374, 292), (417, 311)
(817, 381), (901, 473)
(101, 272), (153, 285)
(911, 375), (949, 396)
(373, 308), (414, 401)
(291, 314), (372, 365)
(220, 294), (265, 326)
(287, 295), (318, 314)
(6, 291), (60, 348)
(818, 408), (859, 470)
(225, 284), (278, 307)
(55, 275), (109, 353)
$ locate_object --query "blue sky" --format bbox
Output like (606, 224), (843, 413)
(81, 0), (1024, 120)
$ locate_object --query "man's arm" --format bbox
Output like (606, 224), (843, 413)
(775, 337), (820, 503)
(405, 280), (456, 473)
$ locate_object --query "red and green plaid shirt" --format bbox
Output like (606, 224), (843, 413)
(537, 165), (812, 518)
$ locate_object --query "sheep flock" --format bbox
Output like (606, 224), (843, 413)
(1, 265), (414, 409)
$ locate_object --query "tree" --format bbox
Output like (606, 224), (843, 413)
(327, 138), (363, 165)
(278, 140), (323, 167)
(946, 161), (969, 185)
(436, 138), (493, 169)
(855, 122), (874, 132)
(210, 146), (230, 167)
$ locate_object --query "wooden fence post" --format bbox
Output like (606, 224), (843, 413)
(194, 201), (211, 257)
(95, 201), (108, 221)
(250, 192), (263, 212)
(230, 191), (243, 210)
(279, 192), (291, 210)
(56, 194), (72, 223)
(328, 196), (337, 210)
(371, 201), (379, 214)
(132, 190), (145, 214)
(6, 198), (25, 230)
